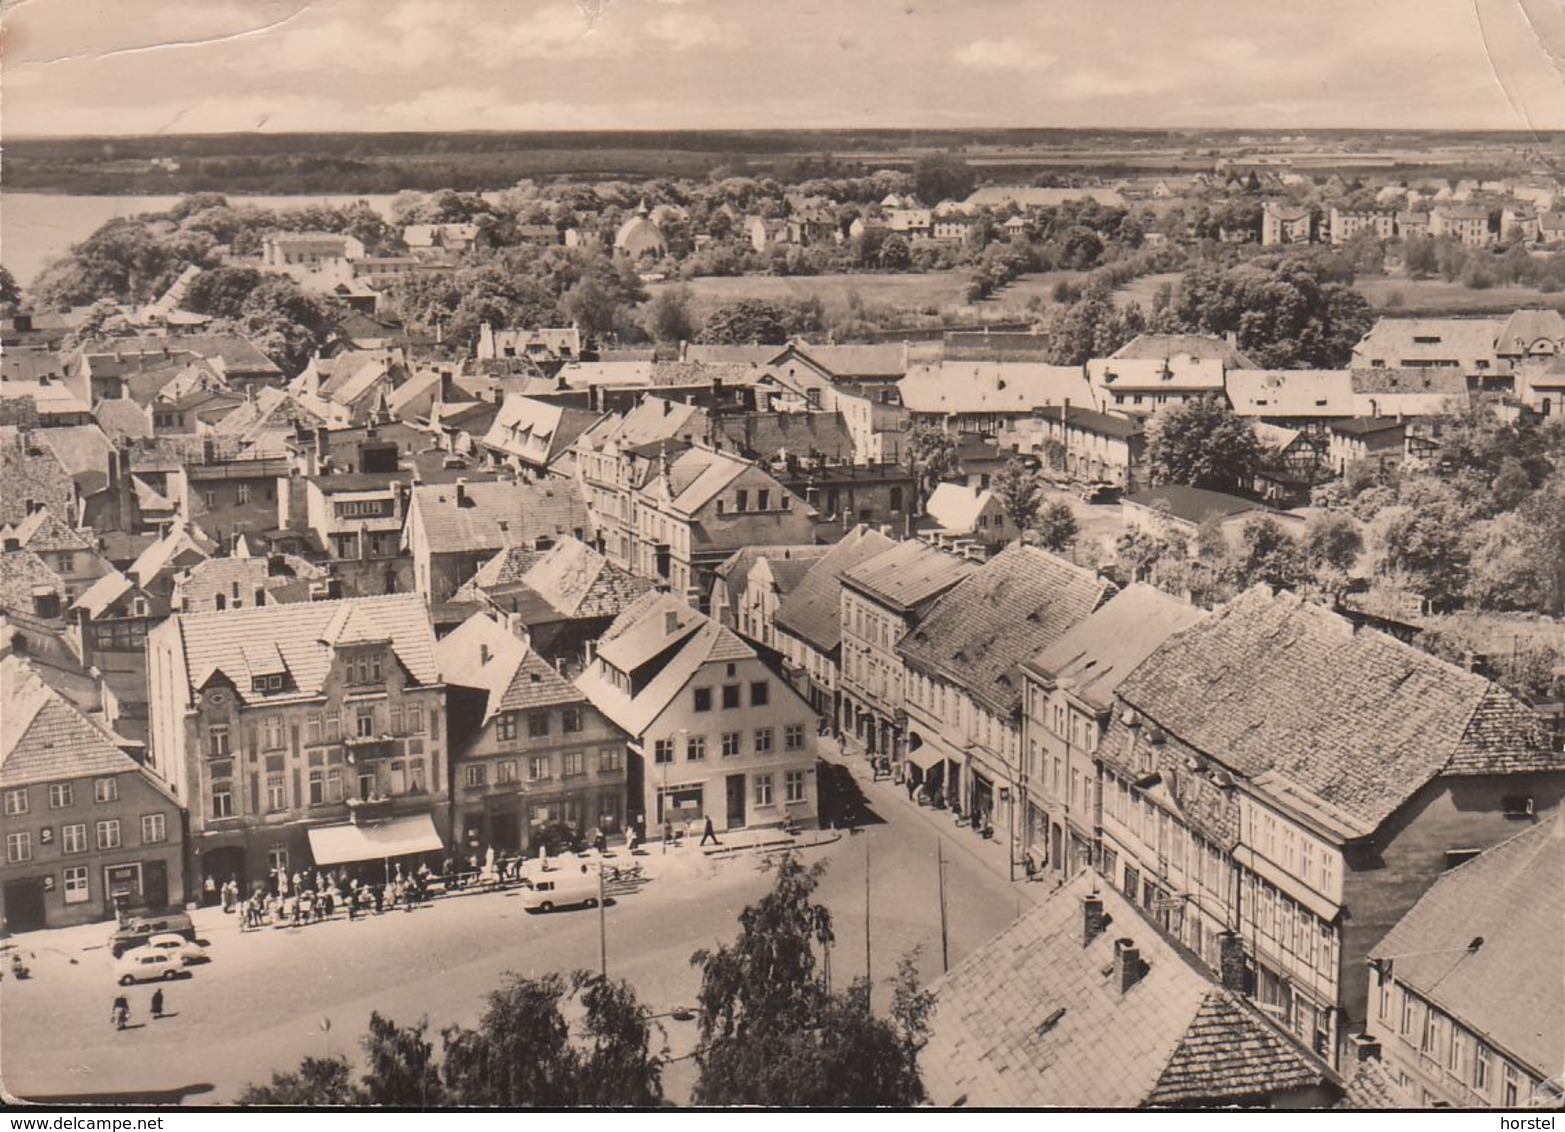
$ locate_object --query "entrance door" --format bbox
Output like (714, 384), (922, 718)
(726, 774), (746, 830)
(3, 878), (47, 932)
(143, 860), (170, 911)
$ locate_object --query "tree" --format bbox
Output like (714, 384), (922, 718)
(184, 266), (266, 320)
(907, 425), (960, 499)
(562, 276), (620, 341)
(0, 265), (20, 307)
(992, 458), (1042, 534)
(1226, 515), (1310, 591)
(645, 286), (697, 344)
(912, 154), (975, 206)
(1145, 396), (1261, 493)
(1031, 499), (1080, 553)
(1380, 501), (1471, 612)
(697, 300), (790, 345)
(690, 854), (928, 1107)
(238, 1056), (360, 1106)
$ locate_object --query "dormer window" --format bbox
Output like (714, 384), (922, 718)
(348, 652), (384, 686)
(251, 674), (285, 694)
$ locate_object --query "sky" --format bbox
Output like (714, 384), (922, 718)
(3, 0), (1564, 136)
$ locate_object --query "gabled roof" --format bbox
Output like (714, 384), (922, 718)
(921, 870), (1331, 1108)
(8, 506), (94, 554)
(922, 482), (999, 534)
(1227, 369), (1355, 418)
(480, 395), (604, 468)
(1370, 816), (1562, 1078)
(514, 537), (655, 621)
(1087, 355), (1227, 395)
(0, 548), (65, 614)
(899, 545), (1114, 716)
(130, 525), (214, 588)
(1, 656), (150, 789)
(1349, 367), (1468, 396)
(407, 479), (591, 554)
(34, 425), (111, 497)
(774, 526), (898, 654)
(434, 613), (581, 724)
(1122, 485), (1268, 525)
(1350, 317), (1503, 369)
(576, 591), (760, 736)
(171, 554), (324, 611)
(899, 362), (1094, 415)
(170, 593), (439, 707)
(841, 540), (977, 614)
(714, 543), (830, 614)
(1025, 584), (1206, 713)
(1113, 587), (1557, 838)
(94, 397), (155, 440)
(70, 568), (140, 619)
(578, 396), (708, 453)
(1111, 333), (1259, 369)
(710, 412), (855, 463)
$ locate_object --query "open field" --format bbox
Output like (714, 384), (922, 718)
(1112, 271), (1565, 316)
(645, 269), (1086, 322)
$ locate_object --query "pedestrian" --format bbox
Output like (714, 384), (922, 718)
(373, 885), (384, 914)
(151, 987), (165, 1019)
(663, 818), (673, 846)
(906, 776), (916, 801)
(203, 875), (217, 906)
(700, 815), (720, 847)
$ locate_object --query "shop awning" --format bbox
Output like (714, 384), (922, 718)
(307, 814), (444, 867)
(905, 741), (946, 774)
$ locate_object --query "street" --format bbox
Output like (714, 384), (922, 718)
(0, 744), (1036, 1106)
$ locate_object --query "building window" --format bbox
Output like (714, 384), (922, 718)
(755, 727), (774, 754)
(693, 687), (713, 712)
(529, 756), (550, 781)
(63, 865), (89, 905)
(722, 732), (742, 757)
(264, 715), (285, 750)
(785, 770), (806, 804)
(357, 709), (376, 738)
(2, 788), (26, 816)
(307, 712), (323, 744)
(211, 782), (234, 819)
(409, 758), (426, 794)
(563, 752), (584, 777)
(1475, 1043), (1492, 1095)
(141, 814), (167, 844)
(327, 711), (342, 741)
(1502, 1064), (1519, 1107)
(6, 832), (32, 863)
(309, 769), (325, 805)
(528, 712), (550, 739)
(654, 738), (674, 765)
(208, 726), (231, 758)
(265, 774), (287, 812)
(722, 684), (741, 710)
(1401, 993), (1416, 1036)
(408, 705), (425, 734)
(755, 775), (774, 806)
(237, 483), (251, 505)
(465, 765), (487, 788)
(561, 708), (582, 734)
(96, 819), (121, 850)
(495, 760), (518, 785)
(686, 735), (707, 761)
(48, 782), (73, 809)
(62, 823), (87, 854)
(750, 681), (769, 707)
(599, 747), (622, 773)
(497, 713), (518, 742)
(785, 724), (806, 751)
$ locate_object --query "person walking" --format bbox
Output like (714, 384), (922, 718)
(700, 815), (720, 847)
(203, 875), (217, 906)
(151, 987), (165, 1020)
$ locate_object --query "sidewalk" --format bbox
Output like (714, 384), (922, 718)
(820, 736), (1053, 914)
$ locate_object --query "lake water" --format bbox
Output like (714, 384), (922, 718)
(0, 192), (408, 287)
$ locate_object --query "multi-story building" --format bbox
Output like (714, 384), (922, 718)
(1429, 205), (1495, 247)
(1261, 202), (1313, 246)
(1021, 584), (1206, 880)
(709, 544), (829, 649)
(1005, 405), (1147, 490)
(898, 546), (1113, 842)
(1329, 207), (1395, 245)
(1364, 816), (1563, 1109)
(1091, 586), (1565, 1070)
(2, 656), (185, 930)
(146, 594), (449, 898)
(478, 395), (604, 480)
(838, 540), (977, 764)
(437, 613), (628, 857)
(575, 591), (818, 837)
(1, 506), (110, 603)
(899, 362), (1095, 436)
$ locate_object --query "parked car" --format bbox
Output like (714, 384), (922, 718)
(114, 950), (182, 986)
(520, 871), (601, 913)
(109, 912), (197, 959)
(145, 933), (209, 967)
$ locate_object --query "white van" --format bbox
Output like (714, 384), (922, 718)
(520, 870), (601, 913)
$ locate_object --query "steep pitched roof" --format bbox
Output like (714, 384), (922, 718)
(434, 613), (581, 723)
(171, 594), (439, 707)
(1495, 308), (1565, 355)
(840, 540), (977, 614)
(9, 507), (94, 554)
(1025, 584), (1207, 713)
(711, 412), (856, 462)
(0, 549), (65, 614)
(899, 545), (1114, 716)
(1227, 369), (1356, 418)
(93, 397), (155, 440)
(515, 537), (656, 620)
(1370, 816), (1563, 1077)
(171, 554), (324, 611)
(921, 870), (1331, 1108)
(923, 482), (997, 534)
(1114, 587), (1557, 837)
(1111, 333), (1259, 368)
(407, 479), (591, 554)
(899, 362), (1094, 415)
(0, 656), (147, 788)
(774, 525), (898, 653)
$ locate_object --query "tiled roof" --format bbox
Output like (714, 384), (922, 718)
(0, 656), (147, 788)
(899, 362), (1094, 415)
(171, 554), (324, 611)
(578, 396), (708, 453)
(1050, 405), (1144, 439)
(921, 870), (1330, 1107)
(1087, 356), (1227, 394)
(9, 507), (94, 554)
(774, 526), (898, 653)
(130, 525), (214, 588)
(923, 482), (997, 534)
(434, 613), (581, 724)
(1026, 584), (1207, 713)
(515, 537), (655, 621)
(1350, 318), (1503, 369)
(1114, 587), (1556, 836)
(1496, 308), (1565, 353)
(1371, 816), (1563, 1077)
(171, 594), (439, 707)
(840, 539), (977, 613)
(480, 396), (604, 467)
(1227, 369), (1356, 418)
(1110, 333), (1259, 369)
(783, 342), (908, 380)
(1349, 367), (1468, 396)
(711, 412), (856, 463)
(1122, 485), (1267, 525)
(462, 546), (547, 592)
(899, 546), (1113, 716)
(94, 397), (154, 440)
(1, 430), (78, 527)
(407, 479), (591, 553)
(1335, 1058), (1401, 1109)
(0, 549), (65, 615)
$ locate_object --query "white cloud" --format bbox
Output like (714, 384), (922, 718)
(954, 39), (1054, 71)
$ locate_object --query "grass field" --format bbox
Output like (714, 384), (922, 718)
(1352, 275), (1563, 314)
(644, 269), (1087, 322)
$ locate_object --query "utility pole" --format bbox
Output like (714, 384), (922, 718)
(937, 839), (949, 974)
(864, 837), (872, 989)
(598, 861), (607, 980)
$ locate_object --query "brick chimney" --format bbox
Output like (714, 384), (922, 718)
(1083, 894), (1107, 947)
(1218, 931), (1248, 993)
(1351, 1033), (1382, 1063)
(1114, 938), (1144, 993)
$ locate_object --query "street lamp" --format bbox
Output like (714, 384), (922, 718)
(999, 786), (1015, 883)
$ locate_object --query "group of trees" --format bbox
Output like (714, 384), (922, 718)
(240, 854), (932, 1109)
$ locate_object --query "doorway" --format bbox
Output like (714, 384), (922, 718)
(3, 878), (47, 932)
(726, 774), (746, 830)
